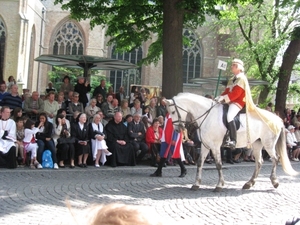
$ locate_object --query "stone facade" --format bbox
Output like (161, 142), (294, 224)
(0, 0), (230, 96)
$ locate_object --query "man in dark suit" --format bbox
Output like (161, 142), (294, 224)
(93, 79), (107, 99)
(115, 86), (126, 106)
(127, 113), (148, 164)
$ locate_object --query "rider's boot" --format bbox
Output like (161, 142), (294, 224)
(225, 121), (236, 149)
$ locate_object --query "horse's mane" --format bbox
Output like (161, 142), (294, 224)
(176, 92), (214, 107)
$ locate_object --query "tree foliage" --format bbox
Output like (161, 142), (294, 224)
(54, 0), (248, 98)
(211, 0), (300, 106)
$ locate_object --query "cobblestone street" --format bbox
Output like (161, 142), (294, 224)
(0, 162), (299, 225)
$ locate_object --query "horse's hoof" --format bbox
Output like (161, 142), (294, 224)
(242, 183), (252, 189)
(191, 185), (199, 191)
(273, 182), (279, 189)
(213, 187), (223, 192)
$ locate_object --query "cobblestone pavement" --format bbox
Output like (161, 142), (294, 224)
(0, 161), (300, 225)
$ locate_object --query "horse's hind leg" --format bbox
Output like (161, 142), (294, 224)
(243, 141), (263, 189)
(269, 154), (279, 188)
(191, 146), (209, 191)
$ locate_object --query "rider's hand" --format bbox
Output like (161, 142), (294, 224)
(214, 96), (220, 101)
(217, 96), (225, 103)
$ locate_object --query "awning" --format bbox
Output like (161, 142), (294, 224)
(35, 54), (138, 77)
(190, 77), (269, 86)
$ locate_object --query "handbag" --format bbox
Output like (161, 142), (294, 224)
(57, 137), (75, 145)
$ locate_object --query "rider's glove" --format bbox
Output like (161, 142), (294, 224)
(217, 96), (225, 103)
(214, 96), (220, 101)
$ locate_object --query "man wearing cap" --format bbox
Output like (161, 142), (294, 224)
(216, 59), (249, 149)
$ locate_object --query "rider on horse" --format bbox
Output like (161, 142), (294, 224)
(216, 59), (250, 149)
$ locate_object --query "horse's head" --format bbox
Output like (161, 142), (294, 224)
(164, 98), (189, 131)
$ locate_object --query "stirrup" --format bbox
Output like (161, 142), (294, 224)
(224, 141), (236, 149)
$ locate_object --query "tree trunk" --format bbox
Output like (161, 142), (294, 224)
(162, 0), (184, 98)
(258, 85), (270, 104)
(275, 27), (300, 118)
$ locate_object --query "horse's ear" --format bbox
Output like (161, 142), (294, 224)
(163, 99), (172, 105)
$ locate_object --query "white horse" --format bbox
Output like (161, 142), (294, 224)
(165, 93), (298, 192)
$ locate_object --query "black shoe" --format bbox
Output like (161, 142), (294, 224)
(205, 160), (212, 164)
(151, 163), (158, 167)
(150, 171), (162, 177)
(179, 169), (187, 178)
(78, 164), (84, 168)
(83, 163), (87, 168)
(163, 163), (167, 167)
(226, 160), (234, 164)
(233, 159), (240, 163)
(69, 165), (75, 169)
(58, 165), (65, 168)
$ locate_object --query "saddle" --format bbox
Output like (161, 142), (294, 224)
(222, 104), (246, 131)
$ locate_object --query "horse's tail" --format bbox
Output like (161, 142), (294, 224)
(276, 128), (298, 176)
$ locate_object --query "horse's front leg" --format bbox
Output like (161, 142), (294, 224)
(191, 146), (209, 190)
(211, 147), (224, 192)
(243, 142), (263, 189)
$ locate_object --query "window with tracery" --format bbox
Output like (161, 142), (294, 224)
(52, 21), (84, 55)
(183, 29), (202, 84)
(0, 19), (6, 82)
(110, 46), (142, 94)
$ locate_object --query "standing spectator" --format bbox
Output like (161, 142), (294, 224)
(115, 86), (126, 106)
(74, 76), (91, 107)
(93, 79), (106, 99)
(68, 92), (84, 114)
(45, 82), (56, 93)
(156, 97), (167, 118)
(127, 113), (148, 164)
(43, 91), (59, 123)
(0, 84), (22, 112)
(24, 91), (44, 119)
(35, 113), (59, 169)
(59, 75), (74, 100)
(0, 106), (17, 168)
(130, 99), (143, 116)
(120, 99), (131, 119)
(71, 113), (90, 168)
(105, 112), (136, 167)
(85, 98), (100, 121)
(0, 82), (9, 101)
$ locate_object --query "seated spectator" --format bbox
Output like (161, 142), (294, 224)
(45, 82), (56, 93)
(12, 107), (23, 122)
(71, 113), (90, 168)
(156, 97), (167, 118)
(24, 91), (44, 120)
(128, 113), (148, 164)
(85, 98), (100, 121)
(243, 148), (255, 162)
(0, 84), (22, 112)
(57, 92), (66, 110)
(287, 125), (300, 161)
(64, 91), (74, 114)
(141, 115), (151, 132)
(23, 119), (43, 169)
(15, 117), (25, 165)
(115, 86), (126, 106)
(53, 113), (75, 168)
(182, 127), (195, 165)
(0, 106), (17, 168)
(43, 91), (59, 123)
(224, 147), (243, 164)
(148, 98), (157, 120)
(6, 76), (16, 93)
(146, 118), (162, 167)
(89, 114), (112, 167)
(130, 99), (143, 116)
(95, 110), (108, 127)
(143, 106), (153, 123)
(120, 99), (131, 119)
(106, 86), (115, 99)
(123, 114), (133, 127)
(0, 82), (9, 102)
(101, 94), (113, 119)
(157, 116), (164, 128)
(105, 112), (136, 167)
(70, 110), (80, 125)
(69, 92), (84, 114)
(95, 94), (104, 108)
(35, 112), (58, 169)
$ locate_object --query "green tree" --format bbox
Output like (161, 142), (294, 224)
(54, 0), (247, 98)
(213, 0), (300, 110)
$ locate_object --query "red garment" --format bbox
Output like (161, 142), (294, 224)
(145, 126), (163, 148)
(221, 74), (246, 109)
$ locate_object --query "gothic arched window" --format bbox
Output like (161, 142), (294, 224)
(52, 21), (84, 55)
(183, 29), (202, 84)
(0, 18), (6, 82)
(110, 46), (142, 94)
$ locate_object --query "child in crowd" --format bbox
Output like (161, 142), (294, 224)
(23, 119), (43, 169)
(15, 117), (25, 165)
